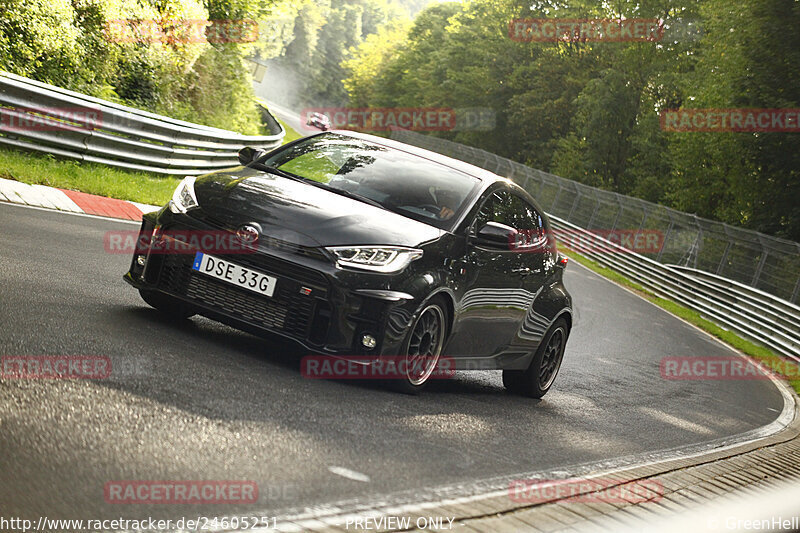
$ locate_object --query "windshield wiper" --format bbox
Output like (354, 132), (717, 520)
(253, 163), (387, 210)
(253, 163), (305, 183)
(324, 187), (386, 210)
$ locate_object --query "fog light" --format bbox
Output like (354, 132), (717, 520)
(361, 334), (377, 349)
(136, 255), (146, 267)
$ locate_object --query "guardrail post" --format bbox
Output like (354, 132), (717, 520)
(567, 191), (582, 222)
(536, 172), (547, 197)
(656, 220), (674, 262)
(751, 249), (769, 288)
(638, 204), (649, 230)
(611, 195), (623, 231)
(716, 241), (733, 275)
(587, 195), (600, 230)
(550, 183), (563, 212)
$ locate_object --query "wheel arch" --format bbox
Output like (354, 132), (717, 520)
(420, 288), (456, 339)
(554, 309), (573, 334)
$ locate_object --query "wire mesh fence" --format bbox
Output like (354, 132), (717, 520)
(390, 130), (800, 304)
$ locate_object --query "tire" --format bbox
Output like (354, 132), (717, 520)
(392, 297), (449, 395)
(503, 318), (569, 398)
(138, 289), (196, 320)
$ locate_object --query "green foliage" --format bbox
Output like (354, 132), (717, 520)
(665, 0), (800, 239)
(0, 0), (301, 134)
(341, 0), (799, 240)
(271, 0), (412, 107)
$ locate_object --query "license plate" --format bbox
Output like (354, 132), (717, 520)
(191, 252), (277, 297)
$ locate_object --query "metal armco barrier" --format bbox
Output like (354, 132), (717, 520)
(550, 216), (800, 362)
(389, 130), (800, 362)
(0, 72), (284, 175)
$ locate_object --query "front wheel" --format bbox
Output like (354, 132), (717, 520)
(392, 299), (449, 395)
(138, 289), (195, 320)
(503, 318), (569, 398)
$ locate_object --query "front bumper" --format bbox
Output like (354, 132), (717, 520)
(124, 209), (419, 356)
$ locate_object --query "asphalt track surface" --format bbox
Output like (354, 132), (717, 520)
(266, 101), (320, 138)
(0, 202), (786, 522)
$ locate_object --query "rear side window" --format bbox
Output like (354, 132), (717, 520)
(473, 190), (544, 232)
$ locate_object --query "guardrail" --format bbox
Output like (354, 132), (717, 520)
(389, 130), (800, 363)
(550, 216), (800, 362)
(0, 72), (285, 175)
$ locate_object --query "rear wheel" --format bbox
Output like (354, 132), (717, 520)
(138, 289), (195, 320)
(393, 299), (449, 395)
(503, 318), (568, 398)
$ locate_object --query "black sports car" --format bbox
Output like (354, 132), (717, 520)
(124, 131), (573, 395)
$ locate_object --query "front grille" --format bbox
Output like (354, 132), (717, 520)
(186, 275), (288, 330)
(154, 252), (326, 340)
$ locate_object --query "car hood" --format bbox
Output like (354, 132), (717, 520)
(193, 167), (444, 248)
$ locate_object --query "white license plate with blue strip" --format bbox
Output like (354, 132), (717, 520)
(192, 252), (277, 297)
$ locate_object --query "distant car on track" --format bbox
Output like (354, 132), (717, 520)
(306, 112), (331, 131)
(124, 131), (573, 395)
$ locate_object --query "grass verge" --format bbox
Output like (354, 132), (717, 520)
(563, 247), (800, 394)
(0, 147), (179, 206)
(1, 108), (300, 205)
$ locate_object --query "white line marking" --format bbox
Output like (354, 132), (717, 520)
(328, 466), (371, 482)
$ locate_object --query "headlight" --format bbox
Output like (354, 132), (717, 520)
(326, 246), (423, 273)
(169, 176), (199, 214)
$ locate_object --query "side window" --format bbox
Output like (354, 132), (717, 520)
(473, 190), (514, 230)
(510, 194), (544, 231)
(509, 193), (547, 249)
(472, 190), (545, 244)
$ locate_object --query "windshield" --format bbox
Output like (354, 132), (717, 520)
(262, 133), (481, 230)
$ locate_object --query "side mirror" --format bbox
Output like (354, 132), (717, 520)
(238, 146), (267, 166)
(475, 222), (517, 250)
